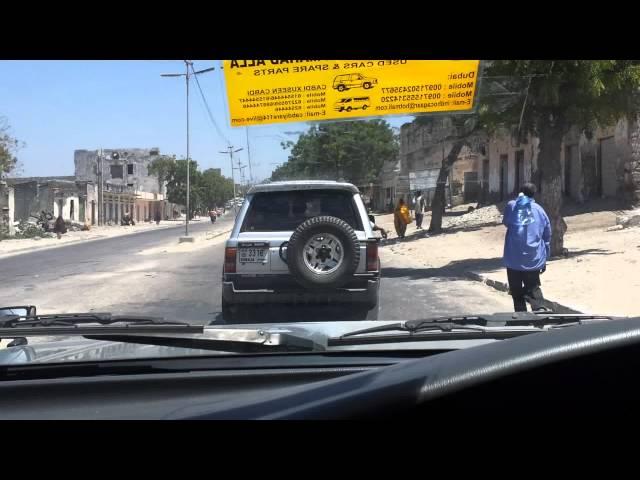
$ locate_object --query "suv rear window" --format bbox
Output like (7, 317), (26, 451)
(241, 190), (362, 232)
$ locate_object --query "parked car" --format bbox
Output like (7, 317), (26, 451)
(222, 181), (381, 320)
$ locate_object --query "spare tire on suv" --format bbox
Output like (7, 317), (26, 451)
(287, 216), (360, 289)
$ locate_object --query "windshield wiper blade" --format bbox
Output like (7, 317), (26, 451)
(339, 316), (501, 339)
(333, 312), (619, 346)
(0, 313), (191, 329)
(0, 313), (203, 338)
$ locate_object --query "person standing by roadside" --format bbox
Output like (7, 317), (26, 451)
(414, 190), (425, 229)
(503, 183), (552, 312)
(154, 210), (161, 225)
(53, 215), (67, 240)
(393, 198), (411, 239)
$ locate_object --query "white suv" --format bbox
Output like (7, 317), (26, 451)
(222, 181), (381, 321)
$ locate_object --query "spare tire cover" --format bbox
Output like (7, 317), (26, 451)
(287, 216), (360, 289)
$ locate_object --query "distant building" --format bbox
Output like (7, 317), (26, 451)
(6, 177), (98, 224)
(74, 147), (164, 194)
(74, 148), (183, 224)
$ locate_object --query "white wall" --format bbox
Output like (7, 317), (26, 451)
(8, 186), (14, 224)
(53, 194), (80, 221)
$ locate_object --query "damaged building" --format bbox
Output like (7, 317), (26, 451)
(483, 116), (640, 205)
(74, 148), (181, 224)
(6, 176), (98, 225)
(2, 147), (182, 232)
(378, 114), (640, 212)
(376, 117), (486, 211)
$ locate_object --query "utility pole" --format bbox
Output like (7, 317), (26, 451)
(161, 61), (215, 241)
(245, 127), (253, 185)
(219, 146), (243, 214)
(97, 148), (104, 226)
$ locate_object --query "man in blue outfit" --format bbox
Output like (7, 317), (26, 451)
(502, 183), (552, 312)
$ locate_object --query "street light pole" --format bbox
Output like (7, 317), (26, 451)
(245, 127), (253, 185)
(185, 60), (190, 236)
(161, 61), (216, 240)
(219, 146), (243, 214)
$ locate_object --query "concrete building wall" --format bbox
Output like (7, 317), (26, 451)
(12, 181), (39, 221)
(561, 118), (634, 202)
(486, 131), (538, 201)
(75, 147), (163, 194)
(629, 115), (640, 205)
(53, 193), (80, 221)
(8, 185), (14, 225)
(398, 119), (487, 207)
(0, 182), (15, 236)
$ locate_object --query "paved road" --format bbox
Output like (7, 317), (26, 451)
(0, 213), (514, 324)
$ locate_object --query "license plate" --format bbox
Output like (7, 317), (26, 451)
(239, 247), (269, 264)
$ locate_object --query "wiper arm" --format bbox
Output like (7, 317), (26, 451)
(83, 328), (324, 353)
(0, 313), (322, 353)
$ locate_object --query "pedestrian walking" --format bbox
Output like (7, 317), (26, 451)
(53, 215), (67, 240)
(503, 183), (552, 312)
(154, 211), (161, 225)
(414, 190), (425, 229)
(393, 198), (411, 239)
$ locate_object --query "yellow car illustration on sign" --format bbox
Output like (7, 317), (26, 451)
(334, 97), (371, 112)
(332, 73), (378, 92)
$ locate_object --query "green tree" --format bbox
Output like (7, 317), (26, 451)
(0, 117), (24, 177)
(272, 120), (398, 186)
(482, 60), (640, 255)
(165, 159), (203, 218)
(201, 168), (234, 208)
(147, 155), (175, 195)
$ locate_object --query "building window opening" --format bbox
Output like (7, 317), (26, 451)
(110, 165), (123, 179)
(127, 164), (134, 175)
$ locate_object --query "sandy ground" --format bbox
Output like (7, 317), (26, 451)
(373, 202), (640, 317)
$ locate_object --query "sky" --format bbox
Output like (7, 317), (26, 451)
(0, 61), (413, 182)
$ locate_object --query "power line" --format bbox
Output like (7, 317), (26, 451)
(217, 62), (231, 129)
(245, 127), (253, 184)
(190, 63), (230, 147)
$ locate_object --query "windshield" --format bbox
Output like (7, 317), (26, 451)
(2, 59), (640, 365)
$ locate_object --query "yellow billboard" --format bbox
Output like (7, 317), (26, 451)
(222, 60), (480, 127)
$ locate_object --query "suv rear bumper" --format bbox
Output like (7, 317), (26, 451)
(223, 276), (379, 306)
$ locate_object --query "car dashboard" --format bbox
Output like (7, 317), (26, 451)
(2, 317), (640, 419)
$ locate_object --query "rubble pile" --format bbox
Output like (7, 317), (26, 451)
(34, 211), (55, 232)
(611, 210), (640, 231)
(443, 204), (503, 230)
(64, 220), (84, 232)
(12, 220), (53, 239)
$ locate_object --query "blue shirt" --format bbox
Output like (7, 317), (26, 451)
(503, 196), (551, 271)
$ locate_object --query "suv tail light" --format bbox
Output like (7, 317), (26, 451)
(224, 247), (237, 273)
(366, 242), (378, 272)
